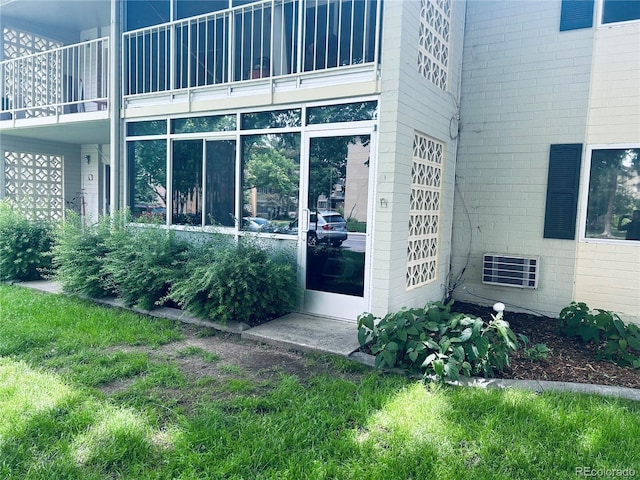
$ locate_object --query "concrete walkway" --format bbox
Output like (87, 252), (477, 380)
(242, 313), (361, 357)
(10, 280), (640, 402)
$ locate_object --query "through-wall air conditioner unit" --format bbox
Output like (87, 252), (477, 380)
(482, 254), (539, 289)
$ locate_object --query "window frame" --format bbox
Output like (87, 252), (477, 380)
(597, 0), (640, 26)
(579, 143), (640, 244)
(124, 96), (379, 235)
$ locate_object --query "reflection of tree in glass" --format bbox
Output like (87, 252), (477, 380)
(587, 148), (640, 238)
(131, 140), (166, 207)
(308, 135), (369, 211)
(242, 109), (302, 130)
(307, 101), (377, 125)
(173, 115), (236, 134)
(172, 140), (203, 224)
(243, 134), (300, 219)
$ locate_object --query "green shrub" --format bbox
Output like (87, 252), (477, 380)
(170, 239), (299, 326)
(558, 302), (640, 368)
(102, 226), (190, 310)
(518, 335), (552, 362)
(357, 301), (521, 381)
(51, 211), (120, 297)
(0, 202), (53, 281)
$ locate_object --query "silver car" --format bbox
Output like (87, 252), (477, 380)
(308, 211), (348, 247)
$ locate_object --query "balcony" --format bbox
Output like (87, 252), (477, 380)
(123, 0), (382, 109)
(0, 37), (109, 123)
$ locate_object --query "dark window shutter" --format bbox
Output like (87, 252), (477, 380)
(544, 144), (582, 240)
(560, 0), (594, 31)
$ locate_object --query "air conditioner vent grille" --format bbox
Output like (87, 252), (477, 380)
(482, 254), (539, 289)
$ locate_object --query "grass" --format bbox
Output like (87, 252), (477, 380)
(1, 284), (640, 479)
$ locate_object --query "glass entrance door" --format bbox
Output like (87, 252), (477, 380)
(302, 132), (372, 320)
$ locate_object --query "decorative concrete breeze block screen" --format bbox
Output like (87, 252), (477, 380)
(3, 27), (62, 118)
(4, 151), (64, 221)
(418, 0), (451, 91)
(407, 132), (444, 290)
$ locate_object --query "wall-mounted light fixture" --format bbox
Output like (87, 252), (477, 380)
(84, 154), (91, 164)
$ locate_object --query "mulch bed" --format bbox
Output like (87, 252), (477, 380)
(456, 302), (640, 390)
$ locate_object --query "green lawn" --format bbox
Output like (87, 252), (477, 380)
(1, 285), (639, 479)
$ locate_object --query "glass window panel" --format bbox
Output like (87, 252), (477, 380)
(241, 133), (300, 233)
(177, 0), (230, 19)
(241, 109), (302, 130)
(205, 140), (236, 226)
(127, 140), (167, 222)
(602, 0), (640, 23)
(586, 148), (640, 240)
(306, 101), (378, 125)
(306, 135), (370, 297)
(125, 0), (170, 31)
(127, 120), (167, 137)
(172, 140), (203, 225)
(172, 115), (236, 134)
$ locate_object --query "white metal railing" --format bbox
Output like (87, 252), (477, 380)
(123, 0), (381, 97)
(0, 37), (109, 120)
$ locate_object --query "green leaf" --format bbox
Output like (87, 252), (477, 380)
(422, 353), (437, 367)
(424, 338), (439, 351)
(444, 362), (460, 381)
(397, 328), (408, 341)
(627, 335), (640, 351)
(357, 328), (369, 347)
(459, 328), (473, 342)
(452, 345), (465, 361)
(425, 321), (439, 332)
(382, 350), (395, 367)
(358, 314), (375, 331)
(432, 359), (444, 377)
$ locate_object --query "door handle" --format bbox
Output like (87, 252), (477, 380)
(300, 208), (310, 233)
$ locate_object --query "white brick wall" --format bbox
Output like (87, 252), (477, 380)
(451, 0), (593, 317)
(575, 20), (640, 324)
(371, 0), (466, 316)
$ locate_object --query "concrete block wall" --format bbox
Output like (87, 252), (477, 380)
(371, 0), (466, 316)
(574, 20), (640, 324)
(451, 0), (594, 317)
(0, 136), (81, 219)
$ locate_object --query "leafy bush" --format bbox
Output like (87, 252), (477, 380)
(558, 302), (640, 368)
(170, 239), (299, 326)
(357, 301), (522, 381)
(102, 226), (190, 310)
(518, 335), (552, 362)
(0, 202), (53, 281)
(51, 211), (120, 297)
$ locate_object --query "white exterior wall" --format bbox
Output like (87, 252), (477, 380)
(80, 143), (110, 222)
(451, 0), (593, 317)
(575, 20), (640, 324)
(371, 0), (466, 316)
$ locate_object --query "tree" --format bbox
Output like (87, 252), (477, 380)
(587, 148), (640, 238)
(129, 140), (167, 207)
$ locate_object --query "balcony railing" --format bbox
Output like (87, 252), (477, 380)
(0, 37), (109, 121)
(123, 0), (381, 97)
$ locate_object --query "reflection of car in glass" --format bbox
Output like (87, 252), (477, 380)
(242, 216), (276, 232)
(283, 211), (348, 246)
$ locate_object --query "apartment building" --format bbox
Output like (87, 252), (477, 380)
(1, 0), (638, 323)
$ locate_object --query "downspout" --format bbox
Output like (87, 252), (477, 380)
(109, 0), (122, 214)
(444, 0), (469, 303)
